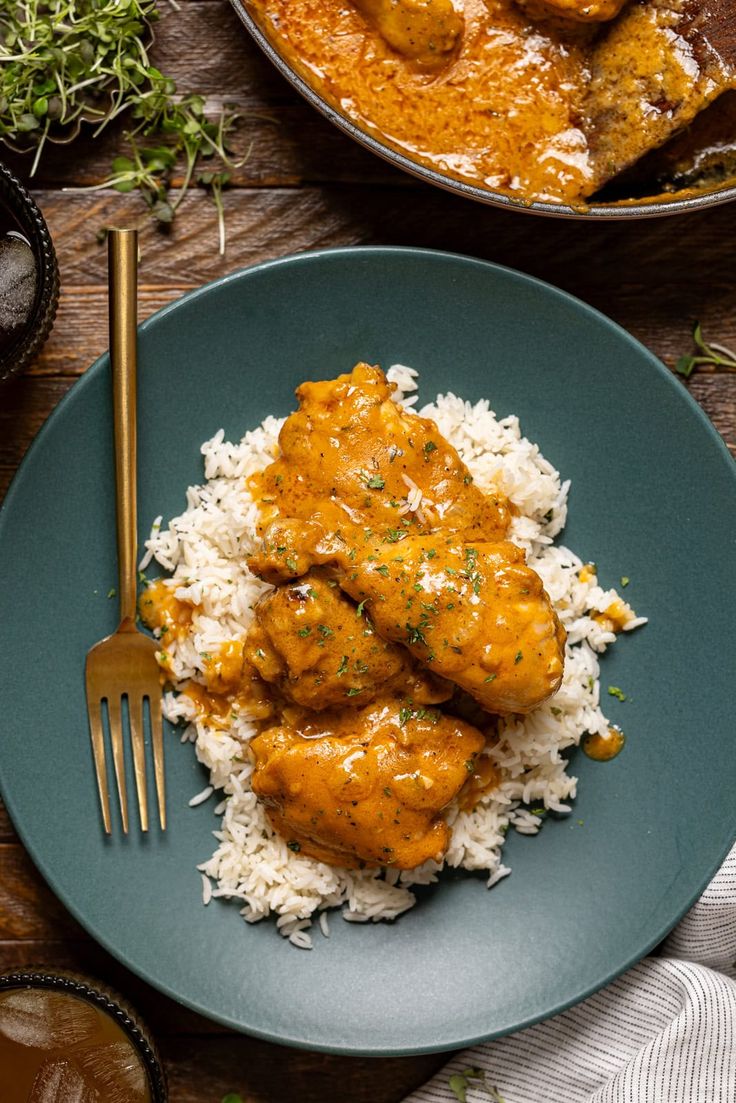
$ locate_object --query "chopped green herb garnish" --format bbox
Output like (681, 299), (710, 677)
(355, 600), (367, 617)
(285, 556), (298, 573)
(608, 685), (627, 702)
(346, 687), (363, 697)
(620, 576), (630, 587)
(484, 673), (497, 683)
(318, 624), (334, 638)
(287, 840), (301, 852)
(297, 626), (312, 638)
(423, 441), (438, 457)
(406, 624), (428, 646)
(275, 474), (283, 485)
(375, 564), (390, 576)
(514, 650), (523, 664)
(366, 474), (385, 489)
(337, 655), (349, 676)
(107, 588), (116, 598)
(464, 759), (475, 774)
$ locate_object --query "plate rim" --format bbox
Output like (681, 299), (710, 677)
(1, 245), (735, 1055)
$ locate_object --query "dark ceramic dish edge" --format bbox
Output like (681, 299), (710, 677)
(0, 969), (167, 1099)
(0, 162), (59, 383)
(1, 247), (734, 1055)
(229, 0), (736, 221)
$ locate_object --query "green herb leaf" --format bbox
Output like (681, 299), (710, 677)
(674, 322), (736, 380)
(608, 685), (627, 702)
(620, 576), (630, 587)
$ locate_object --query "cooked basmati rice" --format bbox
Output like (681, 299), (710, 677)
(142, 365), (646, 944)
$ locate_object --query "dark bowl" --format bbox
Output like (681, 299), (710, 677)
(230, 0), (736, 220)
(0, 162), (59, 382)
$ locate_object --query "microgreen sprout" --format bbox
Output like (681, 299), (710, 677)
(0, 1), (260, 252)
(448, 1067), (506, 1102)
(675, 323), (736, 380)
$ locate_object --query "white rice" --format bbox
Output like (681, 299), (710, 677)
(142, 364), (646, 945)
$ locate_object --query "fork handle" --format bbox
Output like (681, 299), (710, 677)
(108, 229), (139, 630)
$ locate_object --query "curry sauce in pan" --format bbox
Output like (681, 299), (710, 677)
(243, 0), (736, 207)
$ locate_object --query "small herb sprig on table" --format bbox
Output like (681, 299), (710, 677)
(449, 1067), (507, 1102)
(0, 0), (253, 253)
(89, 92), (246, 254)
(675, 323), (736, 380)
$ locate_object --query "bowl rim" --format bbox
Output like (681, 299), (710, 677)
(230, 0), (736, 220)
(0, 160), (60, 382)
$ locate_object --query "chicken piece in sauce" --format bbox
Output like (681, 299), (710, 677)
(585, 0), (734, 193)
(251, 698), (486, 869)
(243, 571), (451, 710)
(520, 0), (627, 22)
(351, 0), (464, 68)
(253, 363), (511, 550)
(339, 534), (566, 714)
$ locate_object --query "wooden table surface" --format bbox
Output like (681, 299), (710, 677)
(1, 2), (735, 1099)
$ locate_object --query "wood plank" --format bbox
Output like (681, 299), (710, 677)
(10, 187), (736, 380)
(0, 845), (83, 940)
(158, 1035), (448, 1103)
(0, 803), (16, 844)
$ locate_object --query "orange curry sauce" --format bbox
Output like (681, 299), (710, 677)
(246, 0), (595, 203)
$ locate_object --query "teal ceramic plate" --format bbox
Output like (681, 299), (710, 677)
(1, 248), (734, 1055)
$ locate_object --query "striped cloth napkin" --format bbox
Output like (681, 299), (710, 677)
(405, 845), (736, 1103)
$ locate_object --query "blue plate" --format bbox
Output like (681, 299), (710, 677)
(0, 247), (734, 1055)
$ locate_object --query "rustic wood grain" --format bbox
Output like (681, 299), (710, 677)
(0, 846), (83, 941)
(158, 1037), (446, 1103)
(0, 0), (734, 1096)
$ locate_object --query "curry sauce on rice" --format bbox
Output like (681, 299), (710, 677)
(140, 364), (645, 947)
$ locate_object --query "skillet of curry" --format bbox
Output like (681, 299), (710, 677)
(239, 0), (736, 209)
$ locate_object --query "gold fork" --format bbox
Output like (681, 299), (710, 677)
(85, 228), (165, 834)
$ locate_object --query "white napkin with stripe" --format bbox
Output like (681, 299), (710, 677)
(405, 845), (736, 1103)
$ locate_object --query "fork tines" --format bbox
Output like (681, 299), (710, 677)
(85, 663), (166, 834)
